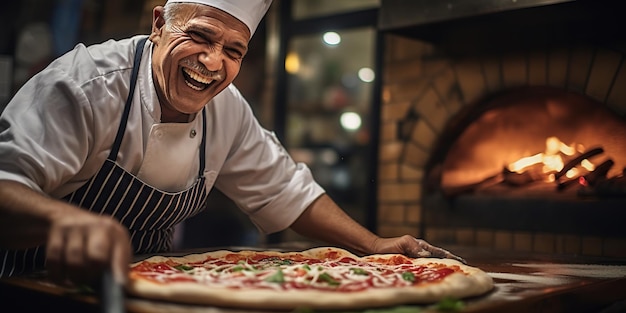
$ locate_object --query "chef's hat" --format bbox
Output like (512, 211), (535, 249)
(165, 0), (272, 36)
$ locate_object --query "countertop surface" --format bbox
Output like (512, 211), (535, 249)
(1, 245), (626, 313)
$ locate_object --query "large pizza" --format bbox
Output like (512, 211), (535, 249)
(126, 247), (494, 310)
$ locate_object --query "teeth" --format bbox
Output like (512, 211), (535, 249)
(182, 68), (213, 90)
(183, 68), (213, 84)
(185, 80), (205, 91)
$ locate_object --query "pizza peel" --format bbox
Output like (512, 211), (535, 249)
(100, 270), (125, 313)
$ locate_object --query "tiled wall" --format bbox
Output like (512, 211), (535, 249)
(377, 34), (626, 258)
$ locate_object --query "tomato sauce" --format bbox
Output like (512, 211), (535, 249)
(130, 253), (462, 291)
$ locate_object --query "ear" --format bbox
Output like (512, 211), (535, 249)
(149, 6), (166, 41)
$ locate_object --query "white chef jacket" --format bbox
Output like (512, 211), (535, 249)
(0, 35), (325, 234)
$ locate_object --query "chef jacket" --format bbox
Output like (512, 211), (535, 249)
(0, 35), (325, 235)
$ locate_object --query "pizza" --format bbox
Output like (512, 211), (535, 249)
(126, 247), (494, 310)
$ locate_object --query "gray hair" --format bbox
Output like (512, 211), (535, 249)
(163, 2), (187, 29)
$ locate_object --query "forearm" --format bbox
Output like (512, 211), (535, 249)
(0, 180), (69, 249)
(290, 193), (466, 262)
(289, 194), (380, 255)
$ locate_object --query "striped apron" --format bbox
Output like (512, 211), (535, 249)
(0, 37), (210, 277)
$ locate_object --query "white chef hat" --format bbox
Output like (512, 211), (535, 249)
(165, 0), (272, 36)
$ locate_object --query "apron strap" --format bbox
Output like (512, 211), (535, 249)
(199, 107), (207, 177)
(108, 37), (148, 161)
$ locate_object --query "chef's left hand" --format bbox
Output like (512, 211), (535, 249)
(372, 235), (466, 264)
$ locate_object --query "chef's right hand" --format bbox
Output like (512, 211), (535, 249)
(45, 209), (131, 287)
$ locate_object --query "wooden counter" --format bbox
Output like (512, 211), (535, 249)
(1, 246), (625, 313)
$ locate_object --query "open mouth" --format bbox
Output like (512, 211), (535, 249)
(182, 67), (213, 91)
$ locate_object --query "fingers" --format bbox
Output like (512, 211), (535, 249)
(413, 238), (467, 264)
(45, 224), (66, 284)
(46, 225), (89, 285)
(65, 227), (87, 282)
(85, 227), (112, 268)
(89, 218), (131, 286)
(431, 246), (467, 264)
(371, 235), (467, 263)
(45, 213), (131, 287)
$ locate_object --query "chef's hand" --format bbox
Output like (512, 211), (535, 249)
(45, 209), (131, 287)
(372, 235), (466, 264)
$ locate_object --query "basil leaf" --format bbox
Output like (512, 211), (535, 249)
(318, 272), (340, 286)
(174, 264), (194, 271)
(350, 268), (369, 275)
(265, 269), (285, 283)
(401, 272), (415, 282)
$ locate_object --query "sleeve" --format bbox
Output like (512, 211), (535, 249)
(213, 87), (325, 234)
(0, 64), (94, 194)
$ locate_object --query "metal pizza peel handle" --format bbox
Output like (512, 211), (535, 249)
(100, 270), (125, 313)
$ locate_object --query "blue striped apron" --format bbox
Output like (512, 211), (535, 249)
(0, 37), (210, 277)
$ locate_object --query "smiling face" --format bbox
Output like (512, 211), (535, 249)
(149, 3), (251, 122)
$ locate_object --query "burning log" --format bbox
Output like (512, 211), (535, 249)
(554, 147), (604, 180)
(502, 166), (545, 186)
(584, 159), (614, 186)
(557, 159), (614, 191)
(556, 176), (583, 191)
(578, 166), (626, 197)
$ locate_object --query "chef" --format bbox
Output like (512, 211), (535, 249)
(0, 0), (463, 287)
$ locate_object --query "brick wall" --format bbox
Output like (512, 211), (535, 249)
(377, 34), (626, 258)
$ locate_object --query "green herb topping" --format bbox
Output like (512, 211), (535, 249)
(173, 264), (194, 272)
(350, 268), (369, 275)
(402, 271), (415, 282)
(318, 272), (340, 286)
(265, 269), (285, 283)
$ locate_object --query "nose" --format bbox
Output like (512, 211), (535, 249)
(198, 46), (224, 72)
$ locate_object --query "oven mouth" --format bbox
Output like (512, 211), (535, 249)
(430, 86), (626, 199)
(420, 86), (626, 237)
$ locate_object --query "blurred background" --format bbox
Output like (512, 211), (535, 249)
(0, 0), (382, 249)
(3, 0), (626, 260)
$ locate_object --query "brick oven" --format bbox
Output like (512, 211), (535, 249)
(376, 0), (626, 258)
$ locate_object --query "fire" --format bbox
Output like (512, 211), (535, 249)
(566, 159), (596, 179)
(507, 136), (591, 181)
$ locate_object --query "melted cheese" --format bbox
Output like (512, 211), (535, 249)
(132, 255), (457, 292)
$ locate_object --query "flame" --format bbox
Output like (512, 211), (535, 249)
(508, 153), (544, 172)
(507, 136), (582, 175)
(566, 168), (579, 179)
(581, 159), (595, 171)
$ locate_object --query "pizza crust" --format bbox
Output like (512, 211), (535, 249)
(126, 247), (494, 310)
